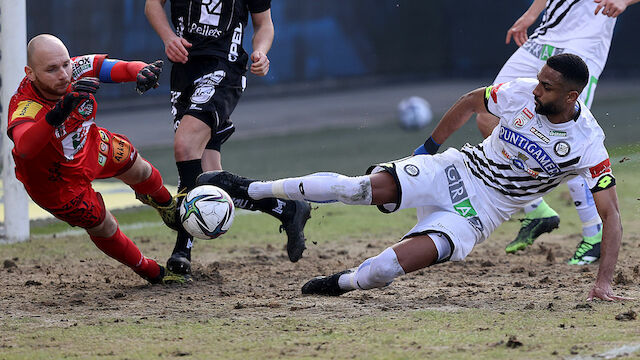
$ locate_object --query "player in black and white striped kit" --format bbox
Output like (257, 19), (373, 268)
(199, 54), (629, 302)
(476, 0), (638, 264)
(145, 0), (311, 276)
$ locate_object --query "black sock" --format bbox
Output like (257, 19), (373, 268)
(233, 197), (290, 221)
(171, 228), (193, 260)
(176, 159), (203, 193)
(172, 159), (203, 258)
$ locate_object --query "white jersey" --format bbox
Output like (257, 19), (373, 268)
(523, 0), (616, 71)
(460, 78), (615, 220)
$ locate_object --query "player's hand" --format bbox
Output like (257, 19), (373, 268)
(250, 51), (270, 76)
(164, 35), (192, 64)
(594, 0), (628, 18)
(136, 60), (163, 94)
(505, 14), (536, 46)
(45, 92), (91, 127)
(72, 77), (100, 94)
(587, 283), (634, 301)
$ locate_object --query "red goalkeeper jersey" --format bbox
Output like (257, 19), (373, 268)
(7, 54), (134, 208)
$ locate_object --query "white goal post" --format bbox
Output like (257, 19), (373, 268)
(1, 0), (29, 243)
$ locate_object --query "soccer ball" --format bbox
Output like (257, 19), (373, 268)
(397, 96), (433, 130)
(179, 185), (235, 240)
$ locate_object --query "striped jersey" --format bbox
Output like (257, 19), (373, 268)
(526, 0), (616, 71)
(461, 78), (615, 213)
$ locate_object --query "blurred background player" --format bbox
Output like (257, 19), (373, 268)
(475, 0), (638, 263)
(201, 54), (626, 301)
(7, 34), (186, 285)
(145, 0), (311, 276)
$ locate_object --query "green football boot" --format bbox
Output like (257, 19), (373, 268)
(505, 199), (560, 254)
(568, 229), (602, 265)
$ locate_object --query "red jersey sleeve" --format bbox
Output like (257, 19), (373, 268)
(7, 98), (55, 158)
(71, 54), (108, 81)
(71, 54), (145, 84)
(7, 99), (47, 140)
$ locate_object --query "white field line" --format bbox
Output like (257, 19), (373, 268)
(33, 208), (257, 239)
(566, 343), (640, 360)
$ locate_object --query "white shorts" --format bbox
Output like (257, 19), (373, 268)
(494, 46), (602, 108)
(367, 149), (496, 262)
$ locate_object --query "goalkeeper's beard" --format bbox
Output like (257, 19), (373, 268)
(33, 74), (70, 100)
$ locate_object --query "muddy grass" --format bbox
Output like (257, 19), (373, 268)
(2, 230), (639, 325)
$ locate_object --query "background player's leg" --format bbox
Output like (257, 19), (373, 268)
(505, 197), (560, 253)
(170, 115), (211, 274)
(567, 177), (602, 264)
(86, 211), (163, 283)
(201, 148), (222, 171)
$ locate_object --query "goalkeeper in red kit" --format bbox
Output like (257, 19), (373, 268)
(6, 34), (187, 284)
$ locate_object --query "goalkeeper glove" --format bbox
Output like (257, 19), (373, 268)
(136, 60), (163, 94)
(72, 77), (100, 94)
(45, 92), (91, 127)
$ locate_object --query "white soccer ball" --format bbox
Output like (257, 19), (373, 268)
(397, 96), (433, 130)
(179, 185), (235, 240)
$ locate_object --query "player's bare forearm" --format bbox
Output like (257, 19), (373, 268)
(430, 88), (486, 145)
(145, 0), (174, 42)
(524, 0), (547, 19)
(251, 9), (274, 55)
(593, 187), (622, 288)
(145, 0), (190, 63)
(596, 216), (622, 288)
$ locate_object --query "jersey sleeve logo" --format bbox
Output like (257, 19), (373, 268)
(11, 100), (43, 122)
(589, 158), (611, 178)
(513, 111), (530, 129)
(597, 175), (613, 189)
(72, 55), (95, 79)
(592, 174), (616, 193)
(111, 135), (132, 164)
(485, 83), (504, 104)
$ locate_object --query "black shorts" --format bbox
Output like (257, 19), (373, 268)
(170, 57), (246, 151)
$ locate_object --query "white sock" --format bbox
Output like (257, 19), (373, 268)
(248, 172), (372, 205)
(430, 232), (452, 262)
(567, 177), (602, 237)
(338, 247), (405, 291)
(523, 198), (543, 214)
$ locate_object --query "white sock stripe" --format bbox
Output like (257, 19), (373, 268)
(272, 180), (288, 199)
(349, 272), (358, 290)
(582, 217), (603, 228)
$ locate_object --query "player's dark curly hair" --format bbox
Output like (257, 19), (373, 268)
(546, 53), (589, 92)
